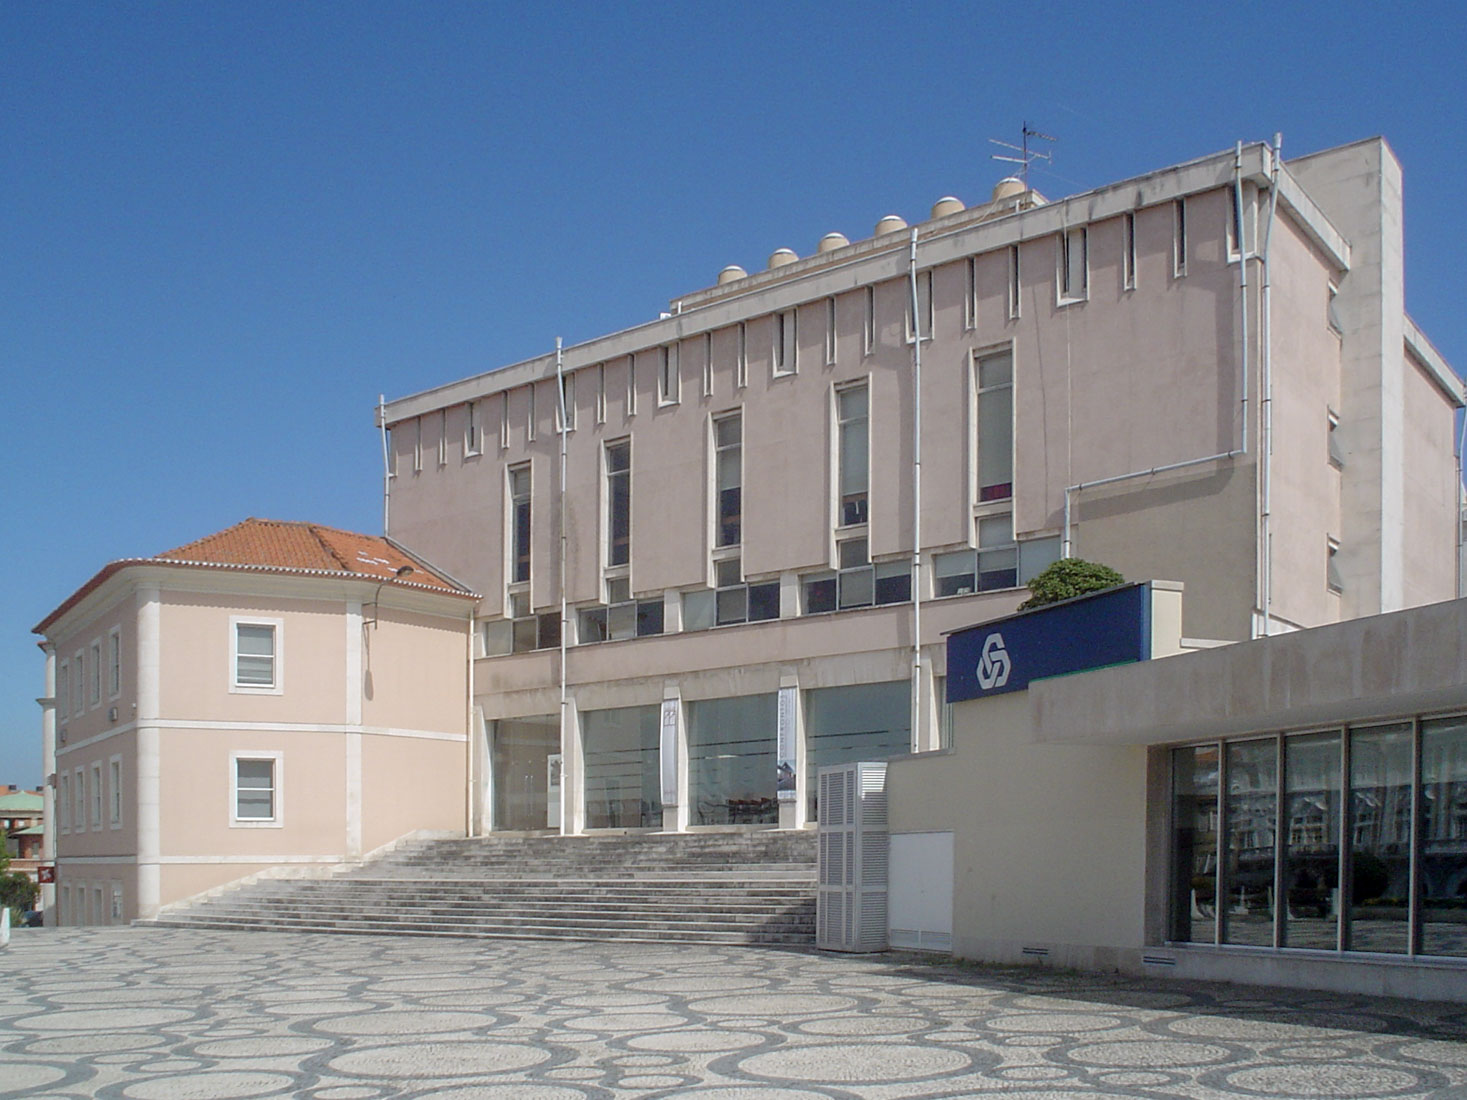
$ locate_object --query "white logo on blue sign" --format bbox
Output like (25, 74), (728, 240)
(976, 632), (1011, 690)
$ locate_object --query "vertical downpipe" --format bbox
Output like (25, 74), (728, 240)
(1260, 134), (1282, 631)
(555, 340), (569, 828)
(378, 394), (391, 535)
(908, 229), (924, 751)
(1232, 143), (1255, 636)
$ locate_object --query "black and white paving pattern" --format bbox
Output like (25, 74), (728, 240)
(2, 927), (1464, 1098)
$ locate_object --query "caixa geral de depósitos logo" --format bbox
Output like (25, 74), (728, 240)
(976, 632), (1011, 690)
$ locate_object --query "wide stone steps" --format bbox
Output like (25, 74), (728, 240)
(147, 830), (819, 947)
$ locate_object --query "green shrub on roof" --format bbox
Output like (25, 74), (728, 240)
(1018, 557), (1124, 610)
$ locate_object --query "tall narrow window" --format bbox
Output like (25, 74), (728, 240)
(1228, 186), (1248, 257)
(413, 418), (423, 472)
(907, 270), (933, 342)
(1174, 198), (1188, 276)
(965, 257), (977, 329)
(1123, 212), (1137, 290)
(837, 382), (869, 526)
(702, 333), (714, 396)
(774, 310), (797, 375)
(57, 663), (69, 728)
(714, 412), (742, 547)
(606, 440), (631, 567)
(736, 323), (748, 388)
(659, 344), (680, 404)
(108, 629), (120, 698)
(976, 351), (1014, 502)
(1007, 245), (1021, 319)
(863, 286), (876, 352)
(72, 651), (83, 714)
(466, 401), (482, 455)
(627, 354), (638, 415)
(1059, 227), (1087, 301)
(526, 383), (536, 441)
(437, 409), (448, 466)
(89, 641), (101, 705)
(557, 373), (575, 431)
(509, 464), (532, 585)
(234, 758), (277, 822)
(91, 762), (102, 828)
(825, 297), (838, 364)
(109, 757), (122, 826)
(499, 392), (510, 449)
(595, 364), (607, 423)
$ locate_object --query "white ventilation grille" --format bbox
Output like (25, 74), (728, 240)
(816, 761), (888, 952)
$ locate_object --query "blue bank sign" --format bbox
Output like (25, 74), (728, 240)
(946, 583), (1152, 703)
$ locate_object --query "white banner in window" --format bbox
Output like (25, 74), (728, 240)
(776, 686), (797, 802)
(660, 699), (679, 807)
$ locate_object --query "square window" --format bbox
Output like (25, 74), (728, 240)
(748, 581), (781, 622)
(682, 589), (715, 632)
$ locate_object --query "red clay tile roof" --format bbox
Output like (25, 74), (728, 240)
(34, 518), (475, 635)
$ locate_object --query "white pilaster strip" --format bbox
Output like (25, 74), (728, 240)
(135, 585), (162, 919)
(345, 602), (363, 858)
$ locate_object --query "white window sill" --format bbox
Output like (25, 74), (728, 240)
(229, 819), (284, 829)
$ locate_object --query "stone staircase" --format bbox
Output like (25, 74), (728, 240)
(146, 831), (818, 946)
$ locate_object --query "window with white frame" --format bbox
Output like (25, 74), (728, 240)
(73, 650), (84, 715)
(490, 591), (561, 655)
(437, 408), (448, 466)
(736, 323), (748, 388)
(89, 640), (101, 706)
(109, 755), (122, 827)
(58, 773), (69, 832)
(1007, 245), (1021, 319)
(108, 627), (121, 699)
(57, 662), (69, 729)
(825, 297), (838, 364)
(626, 353), (638, 415)
(714, 411), (742, 548)
(1227, 185), (1254, 258)
(907, 269), (933, 342)
(707, 557), (780, 627)
(508, 463), (532, 586)
(774, 310), (797, 376)
(231, 619), (281, 693)
(605, 440), (631, 568)
(933, 519), (1060, 598)
(499, 391), (510, 449)
(659, 344), (680, 404)
(863, 286), (876, 353)
(1059, 227), (1087, 302)
(702, 333), (714, 397)
(975, 350), (1014, 503)
(1174, 197), (1188, 276)
(232, 753), (281, 825)
(965, 257), (978, 329)
(526, 382), (537, 441)
(90, 762), (102, 829)
(1123, 212), (1137, 290)
(413, 417), (423, 472)
(73, 767), (85, 829)
(800, 538), (911, 614)
(465, 400), (482, 455)
(837, 382), (869, 527)
(579, 578), (664, 642)
(385, 427), (396, 477)
(1327, 537), (1343, 592)
(1328, 409), (1344, 468)
(558, 372), (575, 431)
(595, 363), (607, 423)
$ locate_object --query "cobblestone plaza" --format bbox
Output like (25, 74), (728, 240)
(2, 928), (1466, 1098)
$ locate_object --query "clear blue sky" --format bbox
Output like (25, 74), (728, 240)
(3, 2), (1465, 785)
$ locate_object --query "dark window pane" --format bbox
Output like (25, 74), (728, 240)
(841, 494), (868, 527)
(636, 599), (664, 636)
(804, 576), (836, 614)
(748, 582), (781, 622)
(536, 612), (561, 651)
(1282, 732), (1341, 949)
(1347, 723), (1412, 954)
(718, 486), (741, 547)
(977, 567), (1018, 591)
(1170, 745), (1219, 943)
(979, 482), (1013, 502)
(1224, 738), (1277, 946)
(1421, 715), (1467, 958)
(513, 500), (531, 582)
(511, 617), (537, 653)
(875, 569), (910, 605)
(578, 607), (608, 644)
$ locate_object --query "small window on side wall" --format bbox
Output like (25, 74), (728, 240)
(232, 755), (280, 825)
(232, 619), (282, 694)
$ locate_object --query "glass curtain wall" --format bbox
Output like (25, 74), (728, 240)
(688, 694), (777, 825)
(582, 705), (661, 829)
(1169, 713), (1467, 959)
(805, 682), (910, 820)
(491, 715), (559, 832)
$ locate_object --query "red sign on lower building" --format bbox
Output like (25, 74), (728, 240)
(37, 866), (55, 884)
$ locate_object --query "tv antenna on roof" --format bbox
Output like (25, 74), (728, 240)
(990, 122), (1056, 190)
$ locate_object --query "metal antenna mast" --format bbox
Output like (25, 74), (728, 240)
(990, 122), (1056, 190)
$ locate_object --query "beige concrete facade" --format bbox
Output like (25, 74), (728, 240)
(381, 138), (1463, 838)
(36, 562), (473, 924)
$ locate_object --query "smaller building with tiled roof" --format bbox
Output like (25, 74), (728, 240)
(33, 520), (477, 927)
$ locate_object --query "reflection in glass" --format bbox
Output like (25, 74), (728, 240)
(1170, 745), (1219, 944)
(805, 682), (910, 820)
(491, 714), (559, 831)
(1421, 715), (1467, 958)
(688, 694), (777, 825)
(582, 705), (661, 829)
(1282, 732), (1341, 949)
(1224, 739), (1277, 946)
(1347, 723), (1413, 954)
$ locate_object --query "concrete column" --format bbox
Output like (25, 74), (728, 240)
(561, 695), (583, 835)
(38, 643), (56, 922)
(913, 648), (943, 754)
(135, 585), (162, 920)
(661, 682), (688, 832)
(780, 672), (805, 830)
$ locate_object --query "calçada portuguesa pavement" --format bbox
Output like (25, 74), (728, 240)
(2, 927), (1466, 1099)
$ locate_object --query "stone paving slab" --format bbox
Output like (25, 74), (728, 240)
(1, 927), (1465, 1099)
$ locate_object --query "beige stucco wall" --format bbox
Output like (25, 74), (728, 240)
(362, 605), (468, 733)
(886, 691), (1149, 964)
(361, 734), (466, 851)
(1400, 352), (1461, 609)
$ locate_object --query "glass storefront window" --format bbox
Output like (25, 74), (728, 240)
(582, 705), (662, 829)
(1421, 715), (1467, 958)
(1169, 744), (1219, 944)
(1282, 732), (1342, 949)
(491, 715), (559, 832)
(1223, 739), (1277, 947)
(804, 682), (909, 820)
(1347, 723), (1413, 954)
(688, 694), (777, 826)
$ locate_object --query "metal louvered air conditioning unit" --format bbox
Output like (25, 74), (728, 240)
(816, 761), (888, 952)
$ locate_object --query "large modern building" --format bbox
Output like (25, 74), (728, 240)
(379, 136), (1464, 840)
